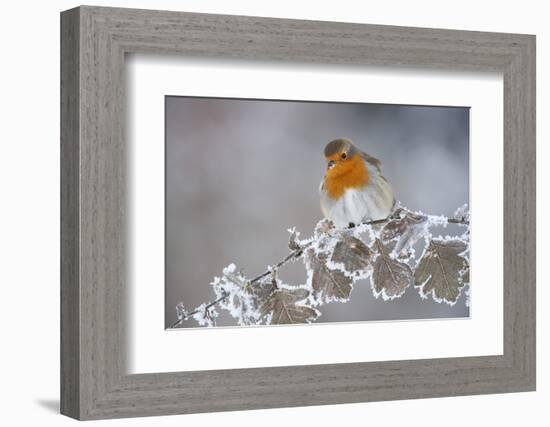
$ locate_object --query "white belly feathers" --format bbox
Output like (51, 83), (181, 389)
(320, 172), (394, 228)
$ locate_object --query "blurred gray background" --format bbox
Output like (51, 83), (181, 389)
(165, 97), (469, 328)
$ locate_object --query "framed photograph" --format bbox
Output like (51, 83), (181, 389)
(61, 6), (536, 420)
(164, 96), (471, 331)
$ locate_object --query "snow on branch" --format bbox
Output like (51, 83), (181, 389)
(171, 204), (470, 329)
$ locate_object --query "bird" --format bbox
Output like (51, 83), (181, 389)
(319, 138), (395, 229)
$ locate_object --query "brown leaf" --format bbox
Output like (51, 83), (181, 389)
(305, 247), (353, 302)
(260, 287), (319, 324)
(330, 235), (372, 273)
(415, 239), (468, 304)
(372, 239), (413, 299)
(314, 218), (334, 236)
(381, 209), (428, 257)
(246, 279), (277, 306)
(381, 208), (427, 241)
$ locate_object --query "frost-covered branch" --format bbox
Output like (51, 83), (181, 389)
(171, 203), (470, 328)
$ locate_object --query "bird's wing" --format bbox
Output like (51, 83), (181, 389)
(360, 151), (382, 173)
(361, 151), (393, 200)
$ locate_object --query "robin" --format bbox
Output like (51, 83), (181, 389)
(320, 138), (395, 228)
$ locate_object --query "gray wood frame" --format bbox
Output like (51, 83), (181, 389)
(60, 5), (536, 420)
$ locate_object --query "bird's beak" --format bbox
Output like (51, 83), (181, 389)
(327, 160), (335, 170)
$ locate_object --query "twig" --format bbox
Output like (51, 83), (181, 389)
(448, 217), (469, 225)
(169, 248), (306, 329)
(170, 245), (313, 328)
(169, 215), (398, 328)
(249, 247), (306, 284)
(170, 207), (468, 328)
(169, 291), (229, 329)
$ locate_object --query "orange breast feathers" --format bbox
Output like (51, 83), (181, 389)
(324, 153), (370, 200)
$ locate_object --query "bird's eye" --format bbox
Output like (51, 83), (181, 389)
(341, 152), (347, 159)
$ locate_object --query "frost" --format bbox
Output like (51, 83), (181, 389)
(176, 302), (187, 321)
(287, 227), (303, 251)
(304, 245), (354, 304)
(453, 203), (470, 223)
(172, 204), (471, 328)
(260, 286), (320, 324)
(223, 263), (237, 275)
(211, 265), (264, 326)
(414, 238), (469, 305)
(371, 239), (413, 300)
(381, 208), (428, 259)
(192, 303), (219, 327)
(330, 235), (372, 275)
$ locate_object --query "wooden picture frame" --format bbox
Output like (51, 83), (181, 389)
(60, 5), (536, 420)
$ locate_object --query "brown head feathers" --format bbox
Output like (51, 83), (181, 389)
(324, 138), (355, 158)
(324, 137), (383, 173)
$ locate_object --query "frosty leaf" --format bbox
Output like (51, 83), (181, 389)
(211, 264), (262, 325)
(415, 239), (468, 304)
(245, 278), (277, 304)
(260, 287), (319, 324)
(314, 218), (334, 237)
(381, 208), (428, 256)
(288, 227), (302, 251)
(305, 247), (353, 303)
(372, 239), (413, 299)
(330, 235), (372, 273)
(381, 208), (427, 240)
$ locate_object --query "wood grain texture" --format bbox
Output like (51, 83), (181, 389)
(60, 5), (536, 420)
(60, 7), (80, 419)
